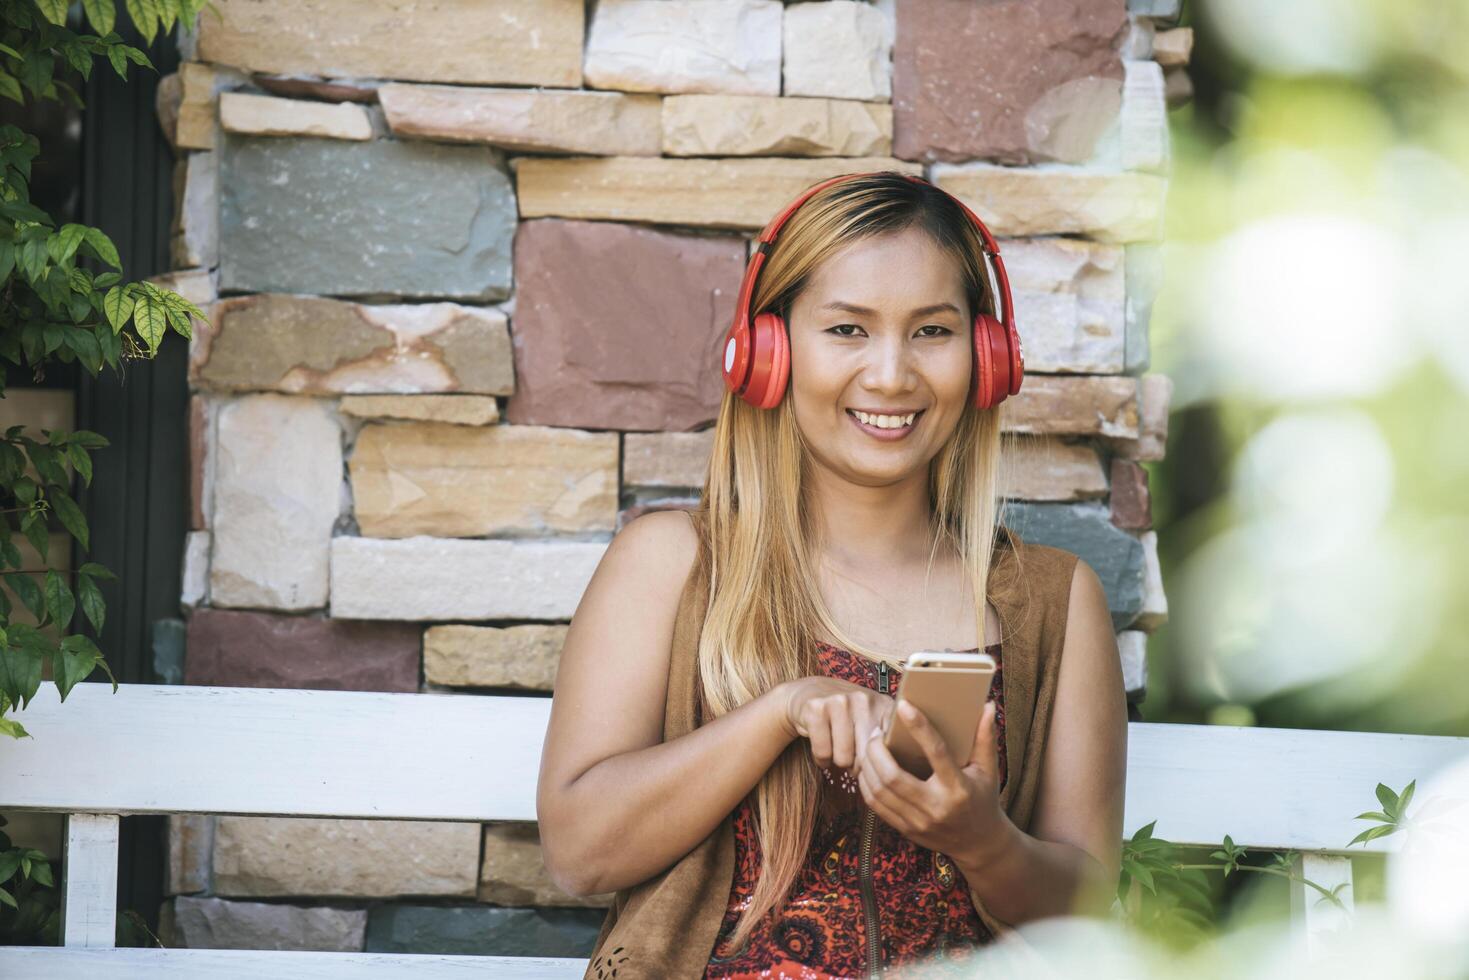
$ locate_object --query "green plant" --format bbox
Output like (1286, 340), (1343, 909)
(0, 0), (212, 945)
(1115, 779), (1418, 947)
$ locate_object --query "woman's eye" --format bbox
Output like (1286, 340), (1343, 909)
(917, 325), (952, 337)
(827, 324), (864, 337)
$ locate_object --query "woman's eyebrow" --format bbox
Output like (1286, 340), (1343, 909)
(817, 300), (963, 317)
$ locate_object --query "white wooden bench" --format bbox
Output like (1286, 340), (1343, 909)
(0, 682), (1465, 977)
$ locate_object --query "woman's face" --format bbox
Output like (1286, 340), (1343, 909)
(785, 226), (973, 487)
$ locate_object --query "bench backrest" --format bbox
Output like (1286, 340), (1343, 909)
(1, 682), (1465, 975)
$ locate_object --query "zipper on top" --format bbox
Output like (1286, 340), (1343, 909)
(877, 660), (890, 694)
(860, 804), (882, 978)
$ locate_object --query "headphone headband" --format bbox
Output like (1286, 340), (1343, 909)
(724, 170), (1023, 411)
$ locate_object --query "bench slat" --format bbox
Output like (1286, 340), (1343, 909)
(60, 814), (119, 947)
(0, 947), (588, 979)
(2, 684), (1465, 852)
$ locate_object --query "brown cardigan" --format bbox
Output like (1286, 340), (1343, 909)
(583, 526), (1080, 980)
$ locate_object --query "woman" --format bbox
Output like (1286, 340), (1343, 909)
(538, 171), (1128, 979)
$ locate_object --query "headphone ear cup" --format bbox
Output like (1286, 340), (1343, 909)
(972, 313), (1009, 410)
(744, 310), (790, 409)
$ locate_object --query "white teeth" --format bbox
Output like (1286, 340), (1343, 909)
(852, 410), (917, 429)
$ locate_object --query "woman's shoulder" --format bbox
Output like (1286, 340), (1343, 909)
(605, 508), (703, 600)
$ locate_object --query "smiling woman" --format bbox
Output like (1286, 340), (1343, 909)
(537, 171), (1127, 980)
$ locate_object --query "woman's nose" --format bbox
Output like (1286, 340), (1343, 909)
(860, 334), (917, 393)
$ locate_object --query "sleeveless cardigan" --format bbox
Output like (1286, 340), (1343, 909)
(583, 526), (1080, 980)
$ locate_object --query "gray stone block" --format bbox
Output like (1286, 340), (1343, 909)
(364, 904), (606, 957)
(1001, 501), (1146, 630)
(1127, 0), (1181, 19)
(219, 135), (515, 301)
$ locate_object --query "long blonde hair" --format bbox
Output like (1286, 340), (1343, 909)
(692, 171), (1021, 952)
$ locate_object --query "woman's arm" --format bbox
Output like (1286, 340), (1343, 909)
(954, 557), (1129, 924)
(536, 510), (799, 898)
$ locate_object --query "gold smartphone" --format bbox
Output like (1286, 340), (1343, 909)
(881, 652), (997, 779)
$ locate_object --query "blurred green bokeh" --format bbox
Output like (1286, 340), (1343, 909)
(1145, 0), (1469, 740)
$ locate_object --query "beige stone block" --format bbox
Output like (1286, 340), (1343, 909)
(158, 62), (250, 151)
(479, 822), (612, 907)
(584, 0), (781, 96)
(339, 395), (500, 426)
(166, 815), (213, 896)
(933, 162), (1167, 244)
(514, 155), (922, 230)
(423, 624), (568, 690)
(170, 150), (216, 269)
(662, 94), (891, 157)
(1001, 375), (1139, 439)
(193, 295), (514, 397)
(168, 896), (366, 951)
(219, 92), (373, 141)
(1118, 630), (1148, 694)
(213, 816), (480, 899)
(1104, 372), (1171, 460)
(783, 1), (892, 102)
(330, 537), (607, 621)
(350, 422), (618, 537)
(209, 394), (342, 610)
(623, 430), (714, 490)
(1153, 27), (1194, 68)
(1135, 529), (1168, 631)
(195, 0), (584, 87)
(1004, 237), (1125, 374)
(1000, 437), (1108, 502)
(380, 84), (660, 155)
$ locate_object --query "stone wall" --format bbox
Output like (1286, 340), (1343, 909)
(154, 0), (1189, 956)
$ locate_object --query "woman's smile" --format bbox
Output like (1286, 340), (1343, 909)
(845, 407), (925, 441)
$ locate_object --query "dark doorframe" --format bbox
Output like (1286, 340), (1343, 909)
(73, 21), (186, 941)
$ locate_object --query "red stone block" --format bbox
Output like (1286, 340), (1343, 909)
(505, 218), (745, 431)
(185, 608), (421, 692)
(893, 0), (1128, 165)
(1109, 457), (1152, 531)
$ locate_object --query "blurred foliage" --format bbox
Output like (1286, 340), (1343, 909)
(1143, 0), (1469, 740)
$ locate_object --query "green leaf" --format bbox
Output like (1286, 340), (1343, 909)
(0, 240), (14, 283)
(0, 714), (30, 739)
(62, 326), (102, 375)
(0, 72), (21, 106)
(54, 633), (103, 702)
(125, 0), (160, 43)
(164, 303), (193, 340)
(49, 487), (89, 551)
(78, 560), (116, 580)
(69, 431), (110, 450)
(19, 236), (47, 282)
(82, 227), (120, 269)
(92, 271), (120, 289)
(0, 638), (44, 710)
(132, 289), (167, 352)
(44, 570), (74, 630)
(76, 572), (105, 633)
(1398, 779), (1415, 817)
(0, 850), (18, 882)
(34, 0), (69, 27)
(102, 285), (134, 333)
(1347, 823), (1399, 848)
(66, 442), (93, 486)
(26, 442), (70, 488)
(10, 571), (45, 623)
(0, 884), (16, 909)
(28, 857), (52, 887)
(1354, 810), (1392, 824)
(20, 508), (49, 560)
(106, 42), (127, 80)
(1375, 783), (1399, 819)
(83, 0), (117, 34)
(49, 224), (87, 265)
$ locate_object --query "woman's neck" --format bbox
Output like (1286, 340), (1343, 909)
(805, 462), (937, 569)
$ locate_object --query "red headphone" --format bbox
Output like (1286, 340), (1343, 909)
(721, 171), (1024, 411)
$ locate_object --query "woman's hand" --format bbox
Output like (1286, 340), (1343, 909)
(854, 698), (1008, 864)
(781, 676), (898, 778)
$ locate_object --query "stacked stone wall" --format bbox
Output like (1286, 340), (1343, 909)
(153, 0), (1191, 953)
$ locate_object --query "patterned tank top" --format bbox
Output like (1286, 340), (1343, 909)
(704, 640), (1007, 979)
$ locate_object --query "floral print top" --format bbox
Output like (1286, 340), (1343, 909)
(704, 640), (1007, 979)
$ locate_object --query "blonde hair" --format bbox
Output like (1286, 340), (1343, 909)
(692, 171), (1022, 952)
